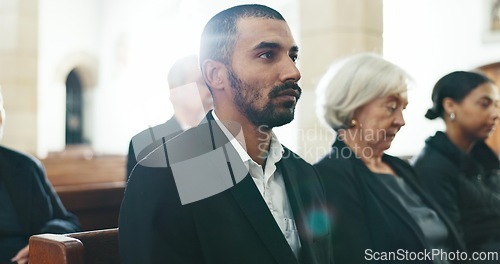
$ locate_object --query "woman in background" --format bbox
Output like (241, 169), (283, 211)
(412, 71), (500, 253)
(314, 53), (465, 263)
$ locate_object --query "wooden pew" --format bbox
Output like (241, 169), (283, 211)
(41, 151), (127, 230)
(55, 182), (125, 231)
(29, 228), (119, 264)
(42, 153), (126, 186)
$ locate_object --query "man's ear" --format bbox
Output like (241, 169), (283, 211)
(202, 60), (227, 91)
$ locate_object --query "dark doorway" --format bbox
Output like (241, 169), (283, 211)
(65, 70), (84, 144)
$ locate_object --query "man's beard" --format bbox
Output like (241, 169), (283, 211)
(228, 69), (301, 130)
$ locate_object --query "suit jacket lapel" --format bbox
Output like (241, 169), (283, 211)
(203, 111), (299, 263)
(230, 175), (299, 264)
(279, 156), (316, 264)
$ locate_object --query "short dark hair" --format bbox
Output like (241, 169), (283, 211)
(199, 4), (285, 69)
(425, 71), (494, 120)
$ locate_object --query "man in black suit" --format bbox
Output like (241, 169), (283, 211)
(126, 54), (212, 178)
(119, 4), (332, 264)
(0, 89), (80, 264)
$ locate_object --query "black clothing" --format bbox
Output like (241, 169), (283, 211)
(119, 112), (333, 264)
(314, 138), (465, 263)
(126, 117), (183, 178)
(0, 146), (80, 262)
(413, 131), (500, 252)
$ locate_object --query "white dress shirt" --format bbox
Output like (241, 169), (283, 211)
(212, 111), (301, 257)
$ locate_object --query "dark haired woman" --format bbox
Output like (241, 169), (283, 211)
(413, 71), (500, 252)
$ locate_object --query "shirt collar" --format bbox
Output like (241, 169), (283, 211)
(211, 110), (284, 165)
(212, 110), (250, 163)
(266, 132), (284, 165)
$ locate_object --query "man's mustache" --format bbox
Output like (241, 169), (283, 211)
(269, 82), (302, 99)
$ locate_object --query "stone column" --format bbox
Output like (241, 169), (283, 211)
(297, 0), (382, 162)
(0, 0), (38, 155)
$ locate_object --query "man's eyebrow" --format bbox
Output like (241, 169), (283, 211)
(253, 42), (299, 53)
(254, 41), (281, 50)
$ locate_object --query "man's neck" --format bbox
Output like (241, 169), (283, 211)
(244, 122), (272, 166)
(214, 109), (272, 166)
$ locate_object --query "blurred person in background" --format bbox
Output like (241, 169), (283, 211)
(314, 53), (466, 263)
(413, 71), (500, 254)
(0, 87), (80, 264)
(126, 54), (213, 178)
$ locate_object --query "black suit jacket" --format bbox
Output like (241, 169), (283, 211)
(0, 146), (80, 260)
(314, 139), (466, 264)
(126, 117), (183, 178)
(119, 113), (332, 264)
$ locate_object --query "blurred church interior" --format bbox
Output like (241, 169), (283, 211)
(1, 0), (499, 230)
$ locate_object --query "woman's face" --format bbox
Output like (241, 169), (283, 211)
(450, 82), (499, 141)
(350, 93), (408, 153)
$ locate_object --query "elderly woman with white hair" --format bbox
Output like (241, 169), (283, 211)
(314, 53), (466, 264)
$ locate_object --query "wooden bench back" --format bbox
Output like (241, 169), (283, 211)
(42, 155), (126, 186)
(55, 182), (125, 230)
(29, 228), (119, 264)
(41, 153), (126, 230)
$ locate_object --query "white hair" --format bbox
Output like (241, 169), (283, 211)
(316, 53), (411, 131)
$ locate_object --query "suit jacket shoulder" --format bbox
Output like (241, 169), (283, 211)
(0, 145), (43, 172)
(120, 115), (333, 264)
(0, 145), (80, 235)
(126, 117), (183, 178)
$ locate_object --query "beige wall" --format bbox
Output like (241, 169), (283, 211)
(297, 0), (383, 162)
(384, 0), (500, 156)
(0, 0), (38, 155)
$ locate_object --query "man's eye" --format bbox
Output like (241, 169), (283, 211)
(259, 52), (273, 59)
(290, 54), (298, 63)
